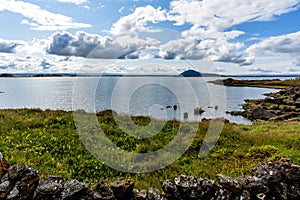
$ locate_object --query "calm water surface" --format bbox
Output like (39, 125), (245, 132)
(0, 77), (280, 124)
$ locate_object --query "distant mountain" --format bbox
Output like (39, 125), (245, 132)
(179, 70), (219, 77)
(180, 70), (201, 77)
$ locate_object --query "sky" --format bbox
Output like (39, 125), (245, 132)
(0, 0), (300, 75)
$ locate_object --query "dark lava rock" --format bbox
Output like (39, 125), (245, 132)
(110, 178), (134, 200)
(232, 85), (300, 121)
(133, 189), (147, 200)
(33, 176), (64, 200)
(2, 164), (39, 200)
(7, 164), (28, 182)
(295, 98), (300, 107)
(60, 179), (89, 200)
(0, 152), (9, 180)
(147, 188), (165, 200)
(196, 178), (217, 199)
(251, 159), (300, 199)
(0, 151), (299, 200)
(0, 180), (11, 199)
(162, 180), (178, 199)
(270, 112), (299, 121)
(217, 174), (268, 199)
(163, 175), (217, 200)
(217, 174), (243, 193)
(269, 104), (279, 110)
(93, 181), (115, 200)
(174, 175), (199, 199)
(251, 107), (275, 120)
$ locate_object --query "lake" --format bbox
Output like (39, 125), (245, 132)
(0, 76), (280, 124)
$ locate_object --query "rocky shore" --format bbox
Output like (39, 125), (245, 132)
(209, 78), (300, 121)
(1, 152), (299, 200)
(230, 85), (300, 121)
(210, 78), (300, 89)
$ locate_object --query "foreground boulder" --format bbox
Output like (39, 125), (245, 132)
(33, 176), (65, 200)
(0, 151), (299, 200)
(0, 163), (39, 200)
(0, 152), (9, 180)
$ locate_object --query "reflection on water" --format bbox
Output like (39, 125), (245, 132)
(0, 77), (280, 124)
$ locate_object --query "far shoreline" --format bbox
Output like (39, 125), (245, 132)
(1, 72), (300, 78)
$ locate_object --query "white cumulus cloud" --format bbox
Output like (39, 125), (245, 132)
(169, 0), (300, 32)
(110, 5), (167, 35)
(0, 0), (92, 31)
(165, 0), (300, 65)
(247, 31), (300, 66)
(107, 1), (300, 65)
(46, 31), (160, 59)
(158, 37), (253, 65)
(0, 39), (25, 53)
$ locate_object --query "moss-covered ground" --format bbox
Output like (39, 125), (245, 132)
(0, 109), (299, 190)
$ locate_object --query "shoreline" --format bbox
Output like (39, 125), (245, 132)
(1, 73), (300, 78)
(209, 77), (300, 89)
(210, 78), (300, 121)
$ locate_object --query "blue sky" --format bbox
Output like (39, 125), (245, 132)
(0, 0), (300, 75)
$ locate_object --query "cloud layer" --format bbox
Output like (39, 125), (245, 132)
(169, 0), (299, 32)
(45, 30), (252, 65)
(110, 5), (167, 36)
(157, 37), (253, 65)
(106, 0), (300, 65)
(1, 0), (300, 74)
(0, 39), (24, 53)
(0, 0), (91, 30)
(46, 31), (159, 59)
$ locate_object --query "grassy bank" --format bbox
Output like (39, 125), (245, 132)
(0, 109), (299, 190)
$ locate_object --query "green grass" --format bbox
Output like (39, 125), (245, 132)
(0, 109), (299, 190)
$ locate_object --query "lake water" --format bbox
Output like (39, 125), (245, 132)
(0, 76), (281, 124)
